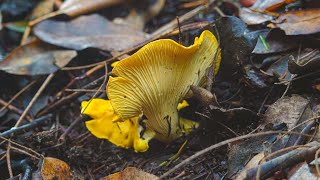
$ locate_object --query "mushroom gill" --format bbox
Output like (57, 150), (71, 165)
(107, 30), (221, 142)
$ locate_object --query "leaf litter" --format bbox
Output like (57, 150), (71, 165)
(0, 0), (320, 179)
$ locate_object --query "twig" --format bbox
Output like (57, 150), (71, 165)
(14, 73), (55, 127)
(0, 80), (37, 114)
(152, 0), (216, 37)
(65, 89), (106, 93)
(37, 74), (108, 117)
(251, 142), (320, 179)
(176, 16), (182, 44)
(6, 142), (13, 178)
(213, 6), (226, 17)
(0, 99), (33, 122)
(160, 131), (316, 179)
(81, 62), (108, 114)
(58, 116), (82, 144)
(0, 114), (52, 138)
(0, 136), (43, 159)
(294, 120), (317, 145)
(10, 146), (40, 160)
(257, 86), (273, 115)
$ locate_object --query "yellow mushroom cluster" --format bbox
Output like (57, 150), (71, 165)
(81, 30), (221, 152)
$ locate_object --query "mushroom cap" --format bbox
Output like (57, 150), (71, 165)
(81, 99), (154, 152)
(107, 30), (221, 142)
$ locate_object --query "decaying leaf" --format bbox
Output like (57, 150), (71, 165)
(252, 29), (300, 54)
(264, 95), (309, 129)
(40, 157), (71, 180)
(235, 152), (265, 179)
(265, 95), (320, 152)
(265, 54), (293, 81)
(269, 9), (320, 35)
(239, 8), (274, 25)
(214, 16), (263, 76)
(288, 49), (320, 75)
(59, 0), (124, 18)
(33, 14), (148, 51)
(30, 0), (55, 20)
(227, 132), (276, 178)
(288, 162), (318, 180)
(102, 167), (158, 180)
(236, 141), (320, 179)
(0, 40), (77, 75)
(251, 0), (296, 11)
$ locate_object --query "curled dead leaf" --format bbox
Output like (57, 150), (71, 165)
(269, 9), (320, 35)
(0, 40), (77, 75)
(103, 167), (158, 180)
(41, 157), (71, 180)
(34, 14), (148, 51)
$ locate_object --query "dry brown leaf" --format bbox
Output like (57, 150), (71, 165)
(239, 8), (274, 25)
(41, 157), (71, 180)
(263, 95), (309, 129)
(29, 0), (125, 26)
(0, 40), (77, 75)
(33, 14), (148, 51)
(269, 9), (320, 35)
(103, 167), (158, 180)
(31, 0), (55, 20)
(236, 152), (265, 180)
(59, 0), (124, 17)
(252, 0), (295, 11)
(288, 162), (318, 180)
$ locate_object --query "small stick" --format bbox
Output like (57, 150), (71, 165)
(58, 116), (82, 144)
(176, 16), (182, 44)
(0, 136), (43, 158)
(20, 26), (32, 45)
(0, 99), (33, 122)
(37, 74), (107, 117)
(152, 0), (216, 37)
(0, 80), (37, 114)
(6, 142), (13, 178)
(160, 131), (317, 179)
(0, 114), (52, 138)
(65, 89), (106, 93)
(14, 73), (54, 127)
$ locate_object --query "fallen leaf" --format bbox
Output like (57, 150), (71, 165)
(252, 0), (295, 11)
(288, 162), (318, 180)
(227, 130), (277, 178)
(33, 14), (148, 51)
(252, 29), (300, 54)
(103, 167), (158, 180)
(0, 40), (77, 75)
(59, 0), (124, 17)
(264, 95), (309, 130)
(288, 49), (320, 75)
(30, 0), (55, 20)
(265, 54), (293, 81)
(236, 152), (265, 180)
(239, 8), (274, 25)
(41, 157), (71, 180)
(265, 95), (320, 152)
(214, 16), (264, 76)
(269, 9), (320, 35)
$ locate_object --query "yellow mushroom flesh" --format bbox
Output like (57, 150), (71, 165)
(107, 30), (221, 142)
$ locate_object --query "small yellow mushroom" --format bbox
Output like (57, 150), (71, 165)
(81, 99), (154, 152)
(107, 30), (221, 142)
